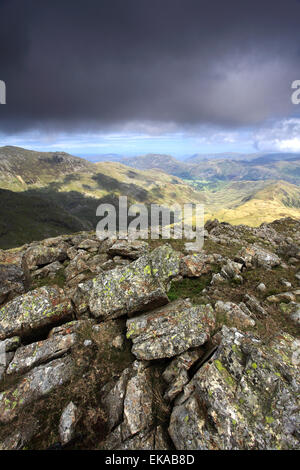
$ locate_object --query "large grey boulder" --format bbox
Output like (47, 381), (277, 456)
(168, 326), (300, 450)
(0, 286), (73, 340)
(126, 299), (216, 360)
(73, 248), (178, 319)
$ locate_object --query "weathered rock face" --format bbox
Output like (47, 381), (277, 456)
(169, 326), (300, 450)
(179, 253), (214, 277)
(148, 244), (181, 288)
(101, 361), (162, 450)
(163, 350), (202, 402)
(6, 333), (77, 376)
(239, 245), (281, 269)
(0, 356), (74, 423)
(32, 261), (63, 280)
(126, 299), (216, 360)
(24, 245), (68, 270)
(59, 401), (80, 445)
(0, 286), (73, 340)
(0, 250), (29, 305)
(215, 300), (255, 328)
(108, 240), (149, 259)
(73, 248), (175, 319)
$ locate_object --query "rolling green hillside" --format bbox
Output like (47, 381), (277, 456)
(0, 146), (299, 248)
(0, 147), (205, 248)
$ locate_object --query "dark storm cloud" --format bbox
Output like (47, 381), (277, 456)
(0, 0), (300, 133)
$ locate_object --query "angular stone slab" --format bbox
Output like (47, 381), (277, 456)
(74, 252), (170, 319)
(108, 240), (149, 259)
(0, 286), (73, 340)
(6, 333), (77, 376)
(126, 299), (216, 360)
(24, 244), (68, 270)
(0, 356), (74, 423)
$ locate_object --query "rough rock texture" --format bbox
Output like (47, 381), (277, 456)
(169, 326), (300, 450)
(101, 361), (156, 449)
(74, 249), (172, 319)
(239, 245), (281, 269)
(24, 244), (68, 270)
(163, 350), (202, 402)
(0, 286), (73, 340)
(59, 401), (80, 445)
(0, 218), (299, 450)
(215, 300), (255, 328)
(6, 333), (77, 376)
(0, 250), (29, 305)
(0, 356), (74, 423)
(148, 244), (181, 288)
(126, 299), (215, 360)
(180, 253), (214, 277)
(108, 240), (149, 259)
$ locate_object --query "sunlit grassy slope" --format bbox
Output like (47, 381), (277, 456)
(0, 146), (299, 248)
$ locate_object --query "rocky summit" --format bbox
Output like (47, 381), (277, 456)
(0, 217), (299, 450)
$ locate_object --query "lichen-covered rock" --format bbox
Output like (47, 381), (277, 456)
(32, 261), (63, 280)
(169, 326), (300, 450)
(239, 245), (281, 269)
(126, 299), (215, 360)
(0, 250), (29, 305)
(122, 366), (154, 440)
(149, 244), (181, 288)
(24, 245), (68, 270)
(101, 362), (155, 449)
(6, 333), (77, 375)
(108, 240), (149, 259)
(0, 356), (74, 423)
(65, 250), (90, 282)
(77, 239), (100, 252)
(74, 252), (169, 319)
(180, 253), (214, 278)
(59, 401), (80, 445)
(215, 301), (255, 328)
(163, 350), (202, 401)
(0, 286), (73, 340)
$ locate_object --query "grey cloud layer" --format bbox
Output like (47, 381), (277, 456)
(0, 0), (300, 133)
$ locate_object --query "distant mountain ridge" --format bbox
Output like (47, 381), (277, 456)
(121, 152), (300, 185)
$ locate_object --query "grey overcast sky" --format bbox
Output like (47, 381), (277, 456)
(0, 0), (300, 157)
